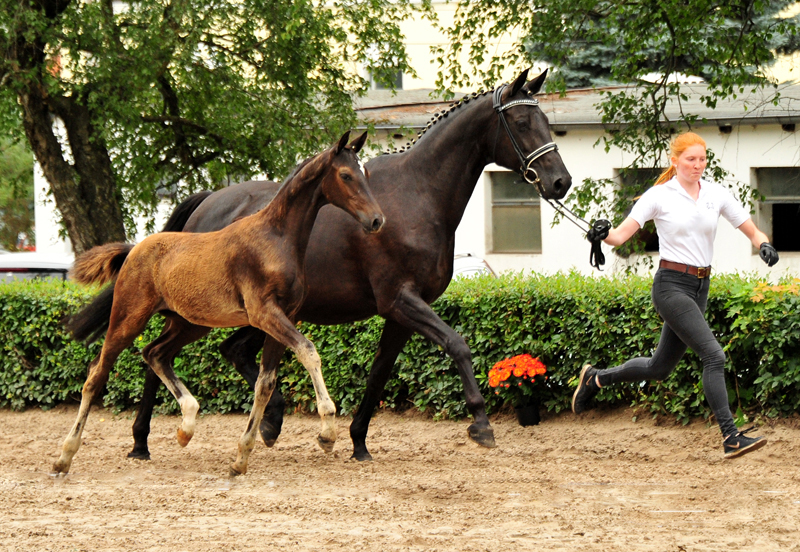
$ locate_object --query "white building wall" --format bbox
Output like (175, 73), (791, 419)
(453, 125), (800, 278)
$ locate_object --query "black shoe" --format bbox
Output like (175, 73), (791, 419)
(723, 427), (767, 459)
(572, 363), (599, 415)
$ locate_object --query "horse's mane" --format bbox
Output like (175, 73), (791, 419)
(383, 88), (493, 156)
(267, 144), (341, 223)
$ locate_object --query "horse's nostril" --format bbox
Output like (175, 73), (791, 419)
(371, 215), (385, 233)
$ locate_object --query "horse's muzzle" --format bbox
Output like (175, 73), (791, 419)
(367, 214), (386, 234)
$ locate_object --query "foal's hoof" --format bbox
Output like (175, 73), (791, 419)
(52, 460), (70, 475)
(317, 434), (336, 453)
(176, 428), (193, 448)
(126, 448), (151, 461)
(229, 465), (246, 477)
(468, 423), (496, 449)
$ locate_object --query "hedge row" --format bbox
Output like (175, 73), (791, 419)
(2, 272), (799, 425)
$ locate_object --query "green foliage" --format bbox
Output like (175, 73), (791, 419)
(0, 139), (34, 250)
(0, 0), (431, 245)
(2, 273), (799, 426)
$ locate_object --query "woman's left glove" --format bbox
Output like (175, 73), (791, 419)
(759, 242), (779, 267)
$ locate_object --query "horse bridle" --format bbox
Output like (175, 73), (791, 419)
(492, 85), (559, 191)
(493, 84), (606, 268)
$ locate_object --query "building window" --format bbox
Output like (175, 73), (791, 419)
(756, 167), (800, 251)
(369, 69), (403, 90)
(618, 168), (662, 253)
(489, 171), (541, 253)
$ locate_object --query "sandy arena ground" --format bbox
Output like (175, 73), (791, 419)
(1, 405), (799, 551)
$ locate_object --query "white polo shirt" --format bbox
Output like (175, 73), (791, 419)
(628, 177), (751, 267)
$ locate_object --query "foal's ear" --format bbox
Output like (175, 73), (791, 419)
(505, 68), (530, 100)
(348, 131), (368, 154)
(335, 131), (351, 154)
(523, 68), (549, 96)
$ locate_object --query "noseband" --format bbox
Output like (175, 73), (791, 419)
(492, 85), (558, 191)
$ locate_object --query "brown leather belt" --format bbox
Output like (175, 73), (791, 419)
(659, 260), (712, 278)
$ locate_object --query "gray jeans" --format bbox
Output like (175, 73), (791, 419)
(596, 268), (736, 437)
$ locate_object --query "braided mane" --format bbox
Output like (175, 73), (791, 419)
(382, 88), (493, 155)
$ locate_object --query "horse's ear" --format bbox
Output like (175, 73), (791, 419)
(523, 68), (549, 96)
(506, 68), (530, 99)
(348, 131), (368, 153)
(335, 131), (351, 154)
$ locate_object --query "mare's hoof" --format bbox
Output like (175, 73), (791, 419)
(259, 420), (280, 448)
(229, 465), (245, 477)
(127, 449), (151, 461)
(468, 423), (496, 449)
(317, 434), (336, 453)
(350, 449), (373, 462)
(176, 428), (192, 448)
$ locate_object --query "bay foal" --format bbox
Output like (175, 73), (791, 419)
(53, 131), (384, 475)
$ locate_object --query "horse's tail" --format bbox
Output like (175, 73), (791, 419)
(160, 191), (212, 232)
(63, 284), (116, 343)
(70, 243), (134, 286)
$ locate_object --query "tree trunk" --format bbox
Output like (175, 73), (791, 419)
(19, 86), (127, 255)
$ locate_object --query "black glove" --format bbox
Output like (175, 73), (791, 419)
(586, 219), (611, 243)
(759, 242), (779, 267)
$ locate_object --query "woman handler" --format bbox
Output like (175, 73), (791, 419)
(572, 131), (779, 459)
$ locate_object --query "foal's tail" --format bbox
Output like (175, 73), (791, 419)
(70, 243), (134, 287)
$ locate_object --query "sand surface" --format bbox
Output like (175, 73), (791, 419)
(1, 405), (799, 551)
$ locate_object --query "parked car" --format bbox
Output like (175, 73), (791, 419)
(452, 252), (496, 279)
(0, 252), (74, 283)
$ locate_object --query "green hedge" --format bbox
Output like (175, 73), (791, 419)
(2, 272), (799, 425)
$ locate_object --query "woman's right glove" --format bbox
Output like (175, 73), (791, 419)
(759, 242), (779, 267)
(586, 219), (611, 243)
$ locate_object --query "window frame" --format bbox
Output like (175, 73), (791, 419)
(487, 170), (543, 254)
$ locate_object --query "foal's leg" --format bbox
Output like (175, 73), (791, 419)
(230, 304), (336, 475)
(220, 327), (286, 447)
(141, 315), (211, 448)
(53, 306), (155, 474)
(229, 339), (280, 476)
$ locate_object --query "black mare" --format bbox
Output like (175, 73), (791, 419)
(81, 68), (573, 462)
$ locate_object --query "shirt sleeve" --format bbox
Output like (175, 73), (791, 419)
(628, 187), (659, 228)
(718, 185), (751, 228)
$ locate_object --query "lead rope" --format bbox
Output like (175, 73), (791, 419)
(492, 85), (604, 269)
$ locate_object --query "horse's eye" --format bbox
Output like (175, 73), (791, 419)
(516, 120), (531, 132)
(340, 172), (352, 181)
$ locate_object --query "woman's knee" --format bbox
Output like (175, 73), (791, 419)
(701, 346), (726, 372)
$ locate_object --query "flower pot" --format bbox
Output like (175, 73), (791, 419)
(514, 401), (541, 427)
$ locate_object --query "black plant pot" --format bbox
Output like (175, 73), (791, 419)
(514, 401), (541, 427)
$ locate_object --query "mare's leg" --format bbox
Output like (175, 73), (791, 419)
(141, 315), (211, 448)
(220, 327), (287, 447)
(350, 319), (413, 461)
(383, 287), (495, 448)
(54, 304), (156, 474)
(129, 366), (161, 460)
